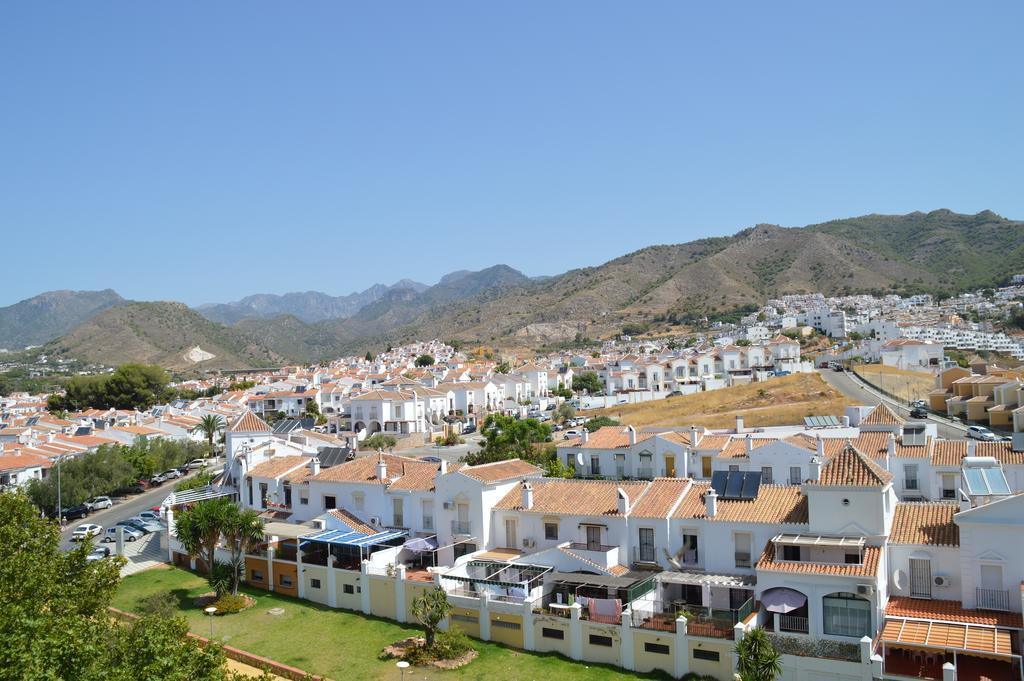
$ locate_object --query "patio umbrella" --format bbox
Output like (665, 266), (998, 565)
(761, 587), (807, 614)
(402, 536), (439, 553)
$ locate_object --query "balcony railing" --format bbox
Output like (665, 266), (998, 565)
(632, 546), (657, 564)
(779, 614), (809, 634)
(570, 542), (616, 553)
(976, 587), (1010, 611)
(451, 520), (472, 535)
(637, 468), (654, 480)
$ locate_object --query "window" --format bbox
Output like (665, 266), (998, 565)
(392, 498), (404, 527)
(789, 466), (802, 484)
(451, 614), (478, 624)
(310, 578), (321, 589)
(693, 649), (720, 662)
(585, 525), (602, 551)
(283, 483), (292, 507)
(324, 495), (336, 510)
(638, 527), (656, 563)
(454, 543), (476, 560)
(941, 474), (957, 499)
(761, 466), (774, 484)
(544, 522), (558, 540)
(590, 455), (600, 476)
(279, 574), (293, 588)
(681, 533), (699, 565)
(250, 569), (263, 582)
(542, 627), (564, 640)
(259, 482), (268, 508)
(728, 465), (740, 472)
(491, 619), (521, 630)
(823, 592), (871, 638)
(247, 478), (253, 506)
(300, 495), (308, 505)
(422, 500), (434, 531)
(782, 545), (801, 561)
(904, 464), (919, 491)
(734, 532), (752, 568)
(844, 553), (861, 564)
(343, 584), (354, 594)
(588, 634), (613, 647)
(909, 558), (932, 598)
(645, 642), (670, 655)
(615, 453), (625, 478)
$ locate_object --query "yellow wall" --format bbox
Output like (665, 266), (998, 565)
(989, 409), (1013, 427)
(273, 561), (298, 598)
(532, 616), (571, 656)
(334, 570), (361, 611)
(941, 367), (970, 389)
(633, 631), (675, 676)
(488, 613), (524, 649)
(368, 576), (396, 620)
(244, 557), (270, 591)
(580, 622), (620, 666)
(303, 565), (329, 605)
(688, 639), (733, 680)
(929, 392), (949, 411)
(404, 582), (433, 621)
(449, 607), (481, 638)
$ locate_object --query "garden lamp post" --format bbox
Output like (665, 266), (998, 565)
(204, 606), (217, 639)
(396, 660), (409, 681)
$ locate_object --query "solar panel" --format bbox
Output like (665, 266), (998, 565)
(725, 471), (745, 498)
(710, 470), (729, 497)
(963, 468), (987, 494)
(982, 468), (1011, 495)
(740, 471), (762, 499)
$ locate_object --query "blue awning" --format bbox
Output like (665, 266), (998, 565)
(302, 527), (408, 548)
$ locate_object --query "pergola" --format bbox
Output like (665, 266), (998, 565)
(880, 616), (1022, 681)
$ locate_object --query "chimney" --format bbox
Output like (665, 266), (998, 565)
(735, 415), (745, 434)
(967, 439), (976, 457)
(376, 454), (388, 481)
(438, 459), (448, 476)
(308, 457), (320, 476)
(627, 425), (637, 446)
(1013, 432), (1024, 453)
(887, 432), (896, 459)
(690, 425), (699, 447)
(705, 487), (718, 517)
(745, 434), (753, 454)
(13, 448), (20, 457)
(522, 481), (534, 510)
(808, 456), (822, 482)
(841, 415), (850, 427)
(617, 487), (630, 515)
(47, 432), (55, 443)
(816, 434), (824, 458)
(581, 428), (589, 445)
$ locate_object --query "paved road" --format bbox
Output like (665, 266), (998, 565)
(817, 368), (965, 439)
(361, 433), (486, 463)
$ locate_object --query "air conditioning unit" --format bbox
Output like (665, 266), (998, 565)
(522, 538), (535, 549)
(369, 516), (381, 526)
(933, 575), (951, 587)
(443, 502), (454, 510)
(856, 584), (874, 596)
(311, 519), (325, 530)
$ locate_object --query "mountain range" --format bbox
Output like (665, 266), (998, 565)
(5, 209), (1022, 370)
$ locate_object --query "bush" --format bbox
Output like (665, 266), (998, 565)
(208, 561), (235, 598)
(212, 593), (249, 615)
(432, 627), (473, 660)
(136, 591), (179, 619)
(439, 432), (464, 446)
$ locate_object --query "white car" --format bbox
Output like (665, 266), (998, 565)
(86, 496), (113, 511)
(71, 523), (103, 542)
(86, 546), (112, 562)
(103, 525), (142, 542)
(563, 429), (581, 439)
(162, 469), (184, 479)
(966, 426), (997, 441)
(187, 458), (211, 469)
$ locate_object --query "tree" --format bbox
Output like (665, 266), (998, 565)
(464, 414), (551, 465)
(364, 351), (374, 362)
(414, 354), (436, 367)
(304, 400), (326, 425)
(494, 362), (511, 375)
(571, 371), (603, 394)
(175, 497), (233, 578)
(554, 402), (576, 424)
(735, 627), (782, 681)
(362, 433), (397, 452)
(220, 506), (265, 595)
(49, 364), (171, 412)
(410, 586), (451, 648)
(0, 490), (228, 680)
(192, 414), (225, 450)
(584, 416), (620, 432)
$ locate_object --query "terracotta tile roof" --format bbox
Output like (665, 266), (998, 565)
(574, 426), (656, 450)
(890, 502), (959, 547)
(718, 437), (777, 459)
(930, 439), (968, 466)
(246, 455), (311, 479)
(326, 508), (377, 535)
(313, 453), (415, 485)
(629, 478), (690, 518)
(861, 403), (902, 426)
(387, 459), (452, 492)
(458, 459), (542, 484)
(494, 479), (649, 516)
(811, 444), (893, 487)
(283, 465), (314, 483)
(885, 597), (1022, 628)
(607, 564), (630, 576)
(846, 432), (930, 460)
(974, 441), (1024, 465)
(673, 483), (809, 524)
(692, 434), (730, 450)
(757, 542), (880, 578)
(228, 410), (271, 433)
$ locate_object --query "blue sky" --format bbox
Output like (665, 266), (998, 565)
(2, 2), (1022, 306)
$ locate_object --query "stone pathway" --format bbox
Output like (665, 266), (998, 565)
(118, 533), (166, 577)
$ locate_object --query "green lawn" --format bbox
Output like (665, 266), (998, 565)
(115, 567), (669, 681)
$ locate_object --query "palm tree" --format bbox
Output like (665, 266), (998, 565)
(735, 627), (782, 681)
(411, 586), (452, 648)
(221, 506), (265, 595)
(175, 497), (231, 578)
(192, 414), (225, 451)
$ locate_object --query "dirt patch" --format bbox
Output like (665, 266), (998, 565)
(380, 637), (478, 670)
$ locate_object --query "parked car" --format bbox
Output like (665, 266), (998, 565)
(175, 465), (191, 476)
(149, 473), (168, 486)
(85, 496), (113, 511)
(909, 407), (928, 419)
(552, 423), (564, 431)
(419, 456), (442, 463)
(563, 429), (581, 439)
(911, 399), (928, 409)
(62, 504), (91, 521)
(966, 425), (997, 441)
(86, 546), (112, 562)
(118, 519), (162, 535)
(162, 469), (183, 479)
(545, 404), (556, 411)
(129, 511), (162, 525)
(462, 424), (476, 434)
(103, 525), (142, 542)
(71, 523), (103, 542)
(126, 481), (148, 494)
(186, 458), (211, 470)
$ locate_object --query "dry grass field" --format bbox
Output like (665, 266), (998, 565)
(584, 372), (854, 430)
(853, 364), (936, 402)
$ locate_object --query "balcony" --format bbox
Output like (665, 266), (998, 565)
(636, 467), (654, 480)
(451, 520), (472, 535)
(976, 587), (1010, 611)
(779, 614), (809, 634)
(569, 542), (616, 553)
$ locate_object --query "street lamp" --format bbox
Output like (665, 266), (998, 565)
(204, 606), (217, 639)
(396, 660), (409, 680)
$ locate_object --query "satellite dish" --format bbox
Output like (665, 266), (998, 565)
(892, 569), (906, 591)
(576, 452), (587, 467)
